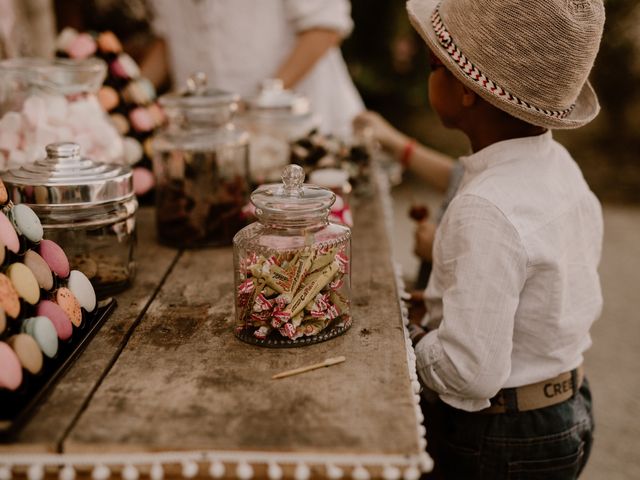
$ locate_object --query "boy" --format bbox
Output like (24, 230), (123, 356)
(405, 0), (605, 478)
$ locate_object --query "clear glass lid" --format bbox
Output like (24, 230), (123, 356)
(1, 142), (133, 206)
(0, 57), (106, 96)
(251, 164), (335, 217)
(245, 79), (311, 117)
(159, 72), (240, 127)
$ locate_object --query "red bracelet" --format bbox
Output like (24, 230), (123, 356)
(400, 139), (416, 168)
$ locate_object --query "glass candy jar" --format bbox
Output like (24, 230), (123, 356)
(233, 164), (352, 347)
(152, 73), (250, 247)
(239, 79), (319, 184)
(1, 142), (136, 297)
(0, 58), (123, 169)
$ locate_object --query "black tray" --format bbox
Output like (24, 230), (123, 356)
(0, 298), (116, 440)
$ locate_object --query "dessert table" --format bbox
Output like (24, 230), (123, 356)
(0, 171), (432, 479)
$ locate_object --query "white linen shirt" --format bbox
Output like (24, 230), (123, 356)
(415, 131), (603, 412)
(150, 0), (364, 137)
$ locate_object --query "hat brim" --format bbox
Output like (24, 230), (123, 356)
(407, 0), (600, 129)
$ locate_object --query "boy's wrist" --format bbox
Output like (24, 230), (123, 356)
(400, 138), (416, 169)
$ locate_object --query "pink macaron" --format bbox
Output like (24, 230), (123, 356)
(0, 211), (20, 254)
(37, 299), (73, 340)
(0, 342), (23, 391)
(129, 107), (155, 132)
(67, 33), (97, 59)
(39, 239), (70, 278)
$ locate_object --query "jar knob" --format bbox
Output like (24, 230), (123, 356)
(186, 72), (208, 95)
(45, 142), (81, 162)
(281, 164), (305, 197)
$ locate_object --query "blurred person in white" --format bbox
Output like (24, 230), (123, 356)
(0, 0), (56, 59)
(142, 0), (364, 138)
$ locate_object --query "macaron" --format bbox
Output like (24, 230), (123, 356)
(37, 300), (73, 341)
(110, 113), (130, 135)
(67, 32), (97, 59)
(129, 107), (154, 132)
(0, 178), (7, 204)
(55, 287), (82, 327)
(98, 86), (120, 112)
(24, 250), (54, 291)
(110, 53), (140, 80)
(39, 239), (70, 278)
(21, 316), (58, 358)
(147, 103), (166, 127)
(133, 167), (155, 196)
(123, 78), (156, 105)
(68, 270), (96, 312)
(0, 273), (21, 318)
(7, 262), (40, 305)
(0, 342), (23, 391)
(97, 31), (122, 54)
(0, 307), (5, 334)
(9, 204), (43, 243)
(123, 136), (143, 165)
(0, 211), (20, 253)
(7, 334), (43, 375)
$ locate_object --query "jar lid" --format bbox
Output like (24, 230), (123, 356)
(251, 164), (335, 216)
(1, 142), (133, 207)
(0, 57), (106, 96)
(245, 79), (311, 116)
(159, 72), (239, 121)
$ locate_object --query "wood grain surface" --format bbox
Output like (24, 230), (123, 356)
(1, 209), (179, 452)
(63, 189), (420, 457)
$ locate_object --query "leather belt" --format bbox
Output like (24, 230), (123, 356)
(481, 365), (584, 414)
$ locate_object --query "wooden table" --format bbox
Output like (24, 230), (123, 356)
(0, 172), (431, 479)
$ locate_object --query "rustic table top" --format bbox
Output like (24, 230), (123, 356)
(1, 172), (430, 478)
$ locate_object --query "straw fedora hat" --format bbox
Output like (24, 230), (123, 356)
(407, 0), (605, 129)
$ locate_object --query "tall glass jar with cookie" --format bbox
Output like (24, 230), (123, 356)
(152, 73), (250, 248)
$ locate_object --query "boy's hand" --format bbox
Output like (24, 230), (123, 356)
(408, 289), (427, 326)
(414, 221), (437, 261)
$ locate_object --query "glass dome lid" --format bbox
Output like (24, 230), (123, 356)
(251, 164), (335, 217)
(1, 142), (133, 206)
(159, 72), (239, 111)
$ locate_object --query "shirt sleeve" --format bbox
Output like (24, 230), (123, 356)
(415, 194), (528, 411)
(283, 0), (354, 37)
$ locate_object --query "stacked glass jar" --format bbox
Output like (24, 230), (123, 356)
(152, 73), (250, 247)
(1, 143), (136, 297)
(0, 58), (123, 169)
(233, 165), (351, 347)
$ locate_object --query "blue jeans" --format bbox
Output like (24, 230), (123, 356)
(422, 378), (594, 479)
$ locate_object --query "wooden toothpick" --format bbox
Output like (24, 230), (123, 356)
(271, 356), (346, 380)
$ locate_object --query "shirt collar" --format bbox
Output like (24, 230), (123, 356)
(459, 130), (553, 173)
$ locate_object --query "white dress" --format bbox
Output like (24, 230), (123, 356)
(150, 0), (364, 138)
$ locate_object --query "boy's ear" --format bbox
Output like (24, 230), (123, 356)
(461, 85), (477, 108)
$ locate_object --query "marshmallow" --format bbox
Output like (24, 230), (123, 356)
(41, 94), (68, 123)
(0, 111), (23, 132)
(23, 96), (47, 127)
(0, 131), (20, 152)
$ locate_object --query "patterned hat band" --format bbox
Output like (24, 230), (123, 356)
(431, 7), (576, 120)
